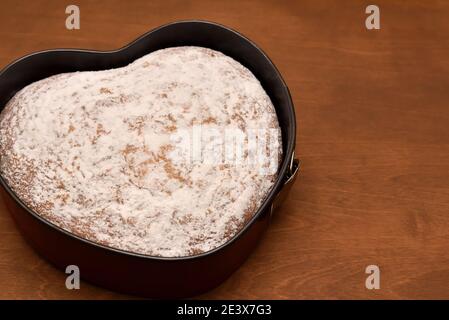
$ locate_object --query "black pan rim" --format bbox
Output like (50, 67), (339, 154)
(0, 19), (296, 262)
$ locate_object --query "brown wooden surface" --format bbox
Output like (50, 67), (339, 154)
(0, 0), (449, 299)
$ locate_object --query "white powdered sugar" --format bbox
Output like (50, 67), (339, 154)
(0, 46), (282, 257)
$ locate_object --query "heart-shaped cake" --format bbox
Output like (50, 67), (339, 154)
(0, 46), (281, 257)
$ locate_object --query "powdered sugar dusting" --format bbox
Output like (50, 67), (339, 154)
(0, 46), (281, 257)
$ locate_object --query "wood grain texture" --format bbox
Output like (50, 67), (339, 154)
(0, 0), (449, 299)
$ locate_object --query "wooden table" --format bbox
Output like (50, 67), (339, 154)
(0, 0), (448, 299)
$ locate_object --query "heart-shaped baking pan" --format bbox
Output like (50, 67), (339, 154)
(0, 20), (298, 298)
